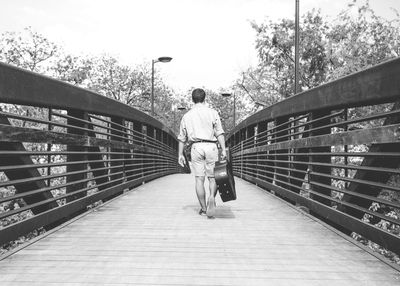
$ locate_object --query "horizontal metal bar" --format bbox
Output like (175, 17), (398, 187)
(0, 111), (52, 126)
(239, 164), (400, 211)
(238, 173), (400, 254)
(0, 162), (125, 188)
(239, 156), (400, 175)
(0, 170), (177, 246)
(0, 170), (126, 220)
(234, 124), (400, 156)
(310, 170), (400, 192)
(88, 115), (171, 152)
(236, 152), (400, 157)
(310, 181), (400, 211)
(0, 124), (175, 157)
(1, 163), (178, 218)
(233, 57), (400, 133)
(0, 62), (176, 138)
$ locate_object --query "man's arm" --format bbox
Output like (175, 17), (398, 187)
(178, 141), (186, 167)
(217, 134), (226, 160)
(177, 117), (187, 167)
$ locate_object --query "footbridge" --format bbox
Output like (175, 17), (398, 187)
(0, 59), (400, 285)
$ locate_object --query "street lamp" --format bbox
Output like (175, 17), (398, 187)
(221, 92), (236, 127)
(151, 56), (172, 116)
(173, 106), (186, 134)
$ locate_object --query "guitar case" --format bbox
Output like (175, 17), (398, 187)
(214, 149), (236, 202)
(181, 150), (191, 174)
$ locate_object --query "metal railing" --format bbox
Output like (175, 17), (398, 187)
(0, 62), (181, 247)
(227, 58), (400, 255)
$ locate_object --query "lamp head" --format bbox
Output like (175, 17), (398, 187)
(158, 57), (172, 63)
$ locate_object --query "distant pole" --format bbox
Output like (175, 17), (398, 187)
(233, 92), (236, 127)
(294, 0), (300, 95)
(150, 57), (172, 116)
(221, 93), (236, 128)
(151, 59), (155, 116)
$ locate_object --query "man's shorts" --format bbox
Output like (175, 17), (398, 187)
(191, 142), (218, 177)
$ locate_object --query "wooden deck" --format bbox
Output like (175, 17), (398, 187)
(1, 174), (399, 286)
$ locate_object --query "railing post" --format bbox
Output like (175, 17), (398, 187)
(129, 121), (143, 181)
(274, 116), (290, 190)
(258, 121), (273, 183)
(291, 115), (310, 194)
(240, 129), (245, 178)
(106, 116), (126, 200)
(309, 111), (331, 206)
(66, 110), (88, 204)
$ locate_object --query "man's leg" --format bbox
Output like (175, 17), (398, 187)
(195, 176), (207, 211)
(206, 177), (217, 217)
(208, 177), (217, 197)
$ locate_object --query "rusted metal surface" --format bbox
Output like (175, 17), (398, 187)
(0, 112), (58, 214)
(0, 62), (175, 137)
(233, 58), (400, 133)
(228, 60), (400, 255)
(0, 64), (181, 249)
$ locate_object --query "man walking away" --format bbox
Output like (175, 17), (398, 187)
(178, 88), (226, 218)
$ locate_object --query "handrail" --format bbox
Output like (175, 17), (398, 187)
(0, 62), (182, 248)
(233, 57), (400, 133)
(227, 57), (400, 256)
(0, 62), (176, 137)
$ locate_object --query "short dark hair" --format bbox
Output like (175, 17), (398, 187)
(192, 88), (206, 103)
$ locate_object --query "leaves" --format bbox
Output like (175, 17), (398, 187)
(0, 27), (59, 72)
(241, 0), (400, 106)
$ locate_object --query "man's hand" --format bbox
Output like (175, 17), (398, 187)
(178, 154), (186, 167)
(221, 149), (227, 161)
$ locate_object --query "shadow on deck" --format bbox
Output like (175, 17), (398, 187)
(0, 174), (399, 286)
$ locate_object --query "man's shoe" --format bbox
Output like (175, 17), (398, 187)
(206, 196), (216, 218)
(199, 209), (207, 216)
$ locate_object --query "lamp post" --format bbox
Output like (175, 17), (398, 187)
(294, 0), (300, 95)
(151, 56), (172, 116)
(173, 106), (186, 134)
(221, 92), (236, 128)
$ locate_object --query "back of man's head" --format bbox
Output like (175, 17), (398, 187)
(192, 88), (206, 103)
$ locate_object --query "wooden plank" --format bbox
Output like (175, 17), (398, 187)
(0, 174), (399, 285)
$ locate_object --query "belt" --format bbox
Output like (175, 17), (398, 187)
(192, 139), (217, 144)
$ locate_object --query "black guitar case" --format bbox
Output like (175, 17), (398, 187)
(214, 149), (236, 202)
(181, 150), (191, 174)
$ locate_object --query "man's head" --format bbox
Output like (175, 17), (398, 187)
(192, 88), (206, 103)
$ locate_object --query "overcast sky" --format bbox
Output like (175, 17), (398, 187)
(1, 0), (399, 93)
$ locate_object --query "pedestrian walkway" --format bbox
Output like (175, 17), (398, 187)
(0, 174), (399, 285)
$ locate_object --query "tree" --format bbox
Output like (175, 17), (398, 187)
(241, 0), (400, 105)
(0, 26), (59, 73)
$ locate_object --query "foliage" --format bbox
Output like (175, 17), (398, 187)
(238, 0), (400, 109)
(0, 26), (59, 73)
(235, 0), (400, 264)
(0, 26), (178, 255)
